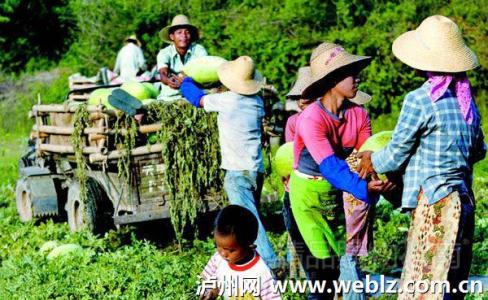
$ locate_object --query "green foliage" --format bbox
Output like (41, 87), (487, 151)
(0, 0), (74, 72)
(148, 101), (226, 240)
(71, 104), (89, 205)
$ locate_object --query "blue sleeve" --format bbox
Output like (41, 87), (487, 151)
(180, 77), (205, 107)
(319, 154), (376, 204)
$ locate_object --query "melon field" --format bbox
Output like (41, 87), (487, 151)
(1, 0), (487, 299)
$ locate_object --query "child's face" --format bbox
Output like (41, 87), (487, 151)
(214, 232), (252, 264)
(170, 28), (192, 49)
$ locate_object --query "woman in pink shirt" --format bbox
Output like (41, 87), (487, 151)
(288, 43), (392, 299)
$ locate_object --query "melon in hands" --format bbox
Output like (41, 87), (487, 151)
(183, 56), (227, 84)
(273, 142), (294, 177)
(358, 131), (393, 180)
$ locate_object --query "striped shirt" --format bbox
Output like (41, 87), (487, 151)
(200, 252), (281, 299)
(372, 81), (486, 208)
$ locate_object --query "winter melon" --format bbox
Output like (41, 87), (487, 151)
(121, 82), (152, 100)
(142, 82), (159, 98)
(183, 56), (227, 84)
(273, 142), (294, 177)
(47, 244), (83, 260)
(39, 240), (59, 254)
(88, 88), (113, 109)
(359, 131), (393, 180)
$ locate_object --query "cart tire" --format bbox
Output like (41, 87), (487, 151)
(16, 178), (33, 222)
(65, 179), (99, 232)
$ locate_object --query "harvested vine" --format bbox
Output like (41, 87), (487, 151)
(147, 100), (226, 240)
(71, 104), (89, 205)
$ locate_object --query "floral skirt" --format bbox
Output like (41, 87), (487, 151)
(399, 190), (464, 300)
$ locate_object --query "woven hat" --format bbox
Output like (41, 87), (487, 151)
(286, 66), (312, 99)
(125, 34), (141, 47)
(159, 14), (199, 44)
(217, 56), (264, 95)
(302, 42), (372, 99)
(392, 15), (478, 72)
(349, 91), (371, 105)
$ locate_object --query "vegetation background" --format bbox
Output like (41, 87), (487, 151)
(0, 0), (486, 298)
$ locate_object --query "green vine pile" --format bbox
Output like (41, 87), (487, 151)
(148, 101), (225, 239)
(113, 113), (138, 203)
(71, 104), (89, 205)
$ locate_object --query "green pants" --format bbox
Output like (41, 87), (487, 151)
(289, 171), (345, 259)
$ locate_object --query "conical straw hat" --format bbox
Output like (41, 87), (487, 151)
(159, 14), (199, 44)
(392, 15), (478, 72)
(125, 34), (141, 47)
(302, 42), (372, 99)
(287, 67), (312, 99)
(217, 56), (264, 95)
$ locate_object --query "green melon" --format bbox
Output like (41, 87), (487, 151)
(183, 56), (227, 84)
(121, 82), (152, 100)
(142, 82), (159, 98)
(47, 243), (83, 260)
(359, 131), (393, 180)
(39, 240), (59, 254)
(273, 142), (294, 177)
(87, 88), (117, 110)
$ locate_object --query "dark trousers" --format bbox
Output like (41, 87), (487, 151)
(444, 195), (475, 300)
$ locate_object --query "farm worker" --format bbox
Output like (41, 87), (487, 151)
(157, 14), (207, 100)
(198, 205), (281, 300)
(113, 35), (147, 83)
(357, 15), (486, 300)
(285, 66), (378, 300)
(289, 42), (393, 299)
(179, 56), (283, 274)
(281, 66), (314, 280)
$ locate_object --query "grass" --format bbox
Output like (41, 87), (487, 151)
(0, 71), (486, 299)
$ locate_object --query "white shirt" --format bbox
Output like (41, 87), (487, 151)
(114, 43), (147, 82)
(203, 91), (265, 172)
(201, 252), (281, 299)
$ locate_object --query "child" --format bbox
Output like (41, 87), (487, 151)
(156, 14), (208, 99)
(199, 205), (281, 300)
(180, 56), (282, 272)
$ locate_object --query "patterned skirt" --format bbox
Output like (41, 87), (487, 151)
(398, 190), (464, 300)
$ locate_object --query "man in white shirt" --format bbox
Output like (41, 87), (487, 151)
(114, 35), (147, 83)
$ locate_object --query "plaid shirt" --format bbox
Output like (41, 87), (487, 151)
(372, 81), (486, 208)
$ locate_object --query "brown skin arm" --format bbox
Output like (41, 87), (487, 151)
(159, 67), (181, 89)
(356, 151), (379, 180)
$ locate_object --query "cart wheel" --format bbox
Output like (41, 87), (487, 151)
(65, 180), (99, 232)
(16, 178), (33, 222)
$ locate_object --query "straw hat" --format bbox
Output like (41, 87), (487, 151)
(125, 34), (141, 47)
(392, 15), (478, 72)
(217, 56), (265, 95)
(286, 66), (312, 99)
(349, 91), (371, 105)
(159, 14), (199, 44)
(301, 42), (372, 99)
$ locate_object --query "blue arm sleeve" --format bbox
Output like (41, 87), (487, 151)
(319, 154), (376, 204)
(180, 77), (204, 107)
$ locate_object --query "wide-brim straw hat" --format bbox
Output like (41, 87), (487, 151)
(302, 42), (372, 99)
(349, 91), (371, 105)
(392, 15), (478, 73)
(159, 14), (199, 44)
(217, 56), (265, 95)
(287, 66), (312, 99)
(125, 34), (141, 47)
